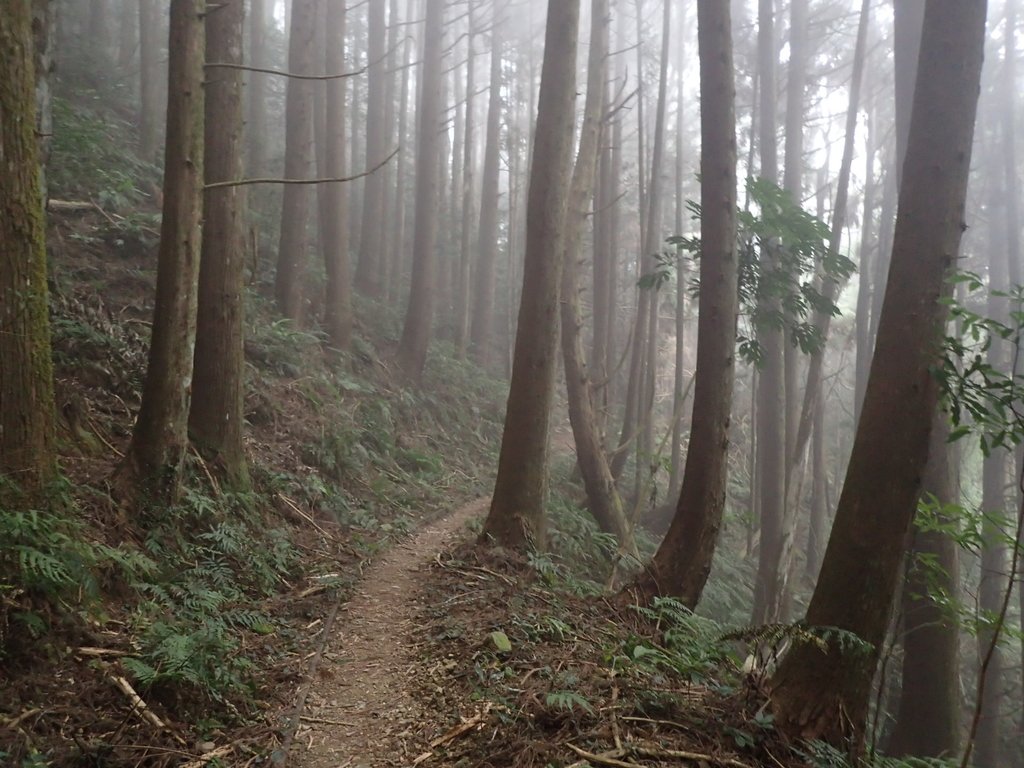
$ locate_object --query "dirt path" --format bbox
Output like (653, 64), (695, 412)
(290, 498), (489, 768)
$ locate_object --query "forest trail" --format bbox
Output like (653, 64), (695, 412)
(289, 497), (490, 768)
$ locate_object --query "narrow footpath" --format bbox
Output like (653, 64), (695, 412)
(290, 498), (489, 768)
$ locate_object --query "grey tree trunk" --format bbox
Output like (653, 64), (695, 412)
(396, 0), (445, 380)
(768, 0), (986, 745)
(480, 0), (581, 550)
(633, 0), (738, 606)
(274, 0), (317, 322)
(190, 0), (249, 491)
(120, 0), (204, 505)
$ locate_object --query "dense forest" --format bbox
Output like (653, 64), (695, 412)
(1, 0), (1022, 766)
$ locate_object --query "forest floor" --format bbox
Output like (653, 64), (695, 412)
(291, 497), (489, 768)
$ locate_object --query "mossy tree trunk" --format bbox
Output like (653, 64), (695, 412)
(768, 0), (986, 746)
(0, 0), (56, 503)
(631, 0), (738, 605)
(480, 0), (581, 550)
(189, 0), (250, 492)
(120, 0), (204, 506)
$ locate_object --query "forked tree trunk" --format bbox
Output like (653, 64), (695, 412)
(0, 0), (56, 503)
(480, 0), (581, 550)
(120, 0), (204, 505)
(190, 0), (249, 492)
(768, 0), (986, 746)
(632, 0), (738, 605)
(396, 0), (445, 380)
(560, 0), (635, 555)
(275, 0), (317, 322)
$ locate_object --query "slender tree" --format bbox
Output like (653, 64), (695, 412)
(322, 0), (352, 350)
(119, 0), (205, 505)
(190, 0), (249, 491)
(247, 0), (268, 175)
(0, 0), (56, 503)
(632, 0), (738, 605)
(480, 0), (581, 550)
(354, 0), (387, 297)
(138, 0), (161, 161)
(470, 18), (504, 368)
(396, 0), (445, 380)
(769, 0), (986, 745)
(275, 0), (317, 322)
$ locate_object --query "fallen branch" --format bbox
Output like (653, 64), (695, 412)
(1, 708), (41, 731)
(566, 744), (645, 768)
(107, 674), (185, 744)
(633, 742), (752, 768)
(77, 647), (132, 658)
(429, 704), (492, 748)
(298, 715), (356, 727)
(180, 744), (235, 768)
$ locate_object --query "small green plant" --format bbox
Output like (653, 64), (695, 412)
(545, 690), (594, 715)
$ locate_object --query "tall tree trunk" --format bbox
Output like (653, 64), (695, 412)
(386, 4), (413, 306)
(751, 0), (788, 625)
(781, 0), (808, 471)
(120, 0), (204, 505)
(138, 0), (161, 161)
(668, 2), (687, 498)
(632, 0), (738, 605)
(32, 0), (55, 202)
(0, 0), (56, 503)
(853, 100), (877, 425)
(560, 0), (635, 554)
(190, 0), (249, 491)
(275, 0), (317, 322)
(377, 0), (401, 307)
(321, 0), (351, 350)
(454, 1), (476, 358)
(633, 0), (672, 510)
(785, 0), (870, 539)
(354, 0), (387, 296)
(805, 389), (827, 580)
(888, 418), (961, 759)
(396, 0), (444, 380)
(480, 0), (581, 550)
(768, 0), (986, 745)
(247, 0), (268, 175)
(470, 19), (503, 368)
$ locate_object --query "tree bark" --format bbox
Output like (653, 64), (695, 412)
(768, 0), (986, 746)
(559, 0), (635, 555)
(750, 0), (788, 625)
(888, 419), (961, 759)
(632, 0), (738, 605)
(354, 0), (387, 297)
(120, 0), (204, 505)
(138, 0), (161, 161)
(320, 0), (351, 351)
(190, 0), (249, 492)
(396, 0), (445, 380)
(480, 0), (581, 550)
(275, 0), (317, 322)
(0, 0), (56, 503)
(247, 0), (269, 176)
(470, 19), (503, 368)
